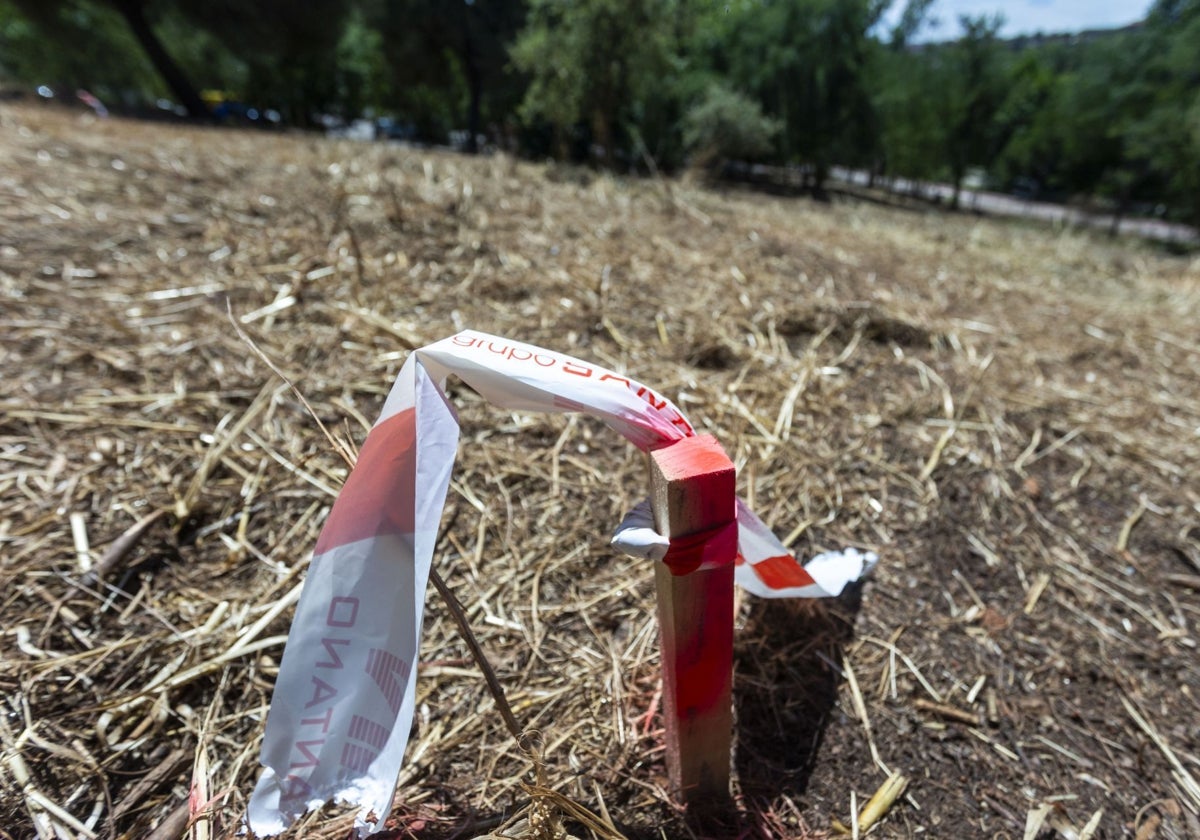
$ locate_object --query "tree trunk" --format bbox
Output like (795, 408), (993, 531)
(110, 0), (208, 119)
(1109, 198), (1127, 238)
(464, 69), (482, 154)
(591, 107), (614, 169)
(811, 160), (831, 201)
(554, 125), (570, 162)
(460, 10), (482, 153)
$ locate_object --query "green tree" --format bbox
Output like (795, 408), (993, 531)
(169, 0), (353, 125)
(1023, 11), (1192, 227)
(333, 4), (390, 121)
(2, 0), (362, 123)
(873, 45), (944, 187)
(511, 0), (679, 166)
(716, 0), (888, 194)
(1124, 0), (1200, 225)
(681, 81), (779, 170)
(108, 0), (208, 115)
(937, 14), (1006, 207)
(3, 0), (208, 115)
(990, 45), (1062, 195)
(978, 1), (1198, 227)
(885, 0), (933, 47)
(371, 0), (527, 150)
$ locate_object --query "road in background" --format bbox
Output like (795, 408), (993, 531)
(831, 166), (1199, 246)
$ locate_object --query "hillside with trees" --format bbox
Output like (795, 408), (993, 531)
(1, 0), (1197, 227)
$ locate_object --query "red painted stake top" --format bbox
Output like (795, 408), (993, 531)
(649, 434), (736, 810)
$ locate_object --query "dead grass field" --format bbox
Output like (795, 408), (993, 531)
(2, 103), (1200, 839)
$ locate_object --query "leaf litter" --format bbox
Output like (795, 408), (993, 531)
(1, 104), (1199, 839)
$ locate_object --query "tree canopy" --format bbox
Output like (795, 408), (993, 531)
(1, 0), (1197, 226)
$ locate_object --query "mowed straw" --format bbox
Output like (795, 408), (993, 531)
(1, 102), (1198, 839)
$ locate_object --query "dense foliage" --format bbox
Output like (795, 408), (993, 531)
(1, 0), (1196, 224)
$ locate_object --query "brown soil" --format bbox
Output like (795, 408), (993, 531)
(2, 103), (1199, 840)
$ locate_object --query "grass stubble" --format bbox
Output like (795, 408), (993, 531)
(1, 103), (1199, 839)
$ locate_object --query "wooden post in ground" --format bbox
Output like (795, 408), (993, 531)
(649, 434), (736, 809)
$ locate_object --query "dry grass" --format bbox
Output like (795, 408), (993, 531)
(2, 102), (1199, 839)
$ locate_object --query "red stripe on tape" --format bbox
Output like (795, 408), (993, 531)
(315, 408), (416, 554)
(749, 554), (817, 590)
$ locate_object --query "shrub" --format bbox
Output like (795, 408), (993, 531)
(682, 83), (779, 169)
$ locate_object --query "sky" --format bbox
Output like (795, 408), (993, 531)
(880, 0), (1156, 41)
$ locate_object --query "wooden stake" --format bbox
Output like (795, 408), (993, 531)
(649, 434), (736, 809)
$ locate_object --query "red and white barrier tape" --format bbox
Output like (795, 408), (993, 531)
(248, 330), (876, 835)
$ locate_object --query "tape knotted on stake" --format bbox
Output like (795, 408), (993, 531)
(609, 498), (737, 575)
(662, 519), (739, 575)
(248, 329), (877, 836)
